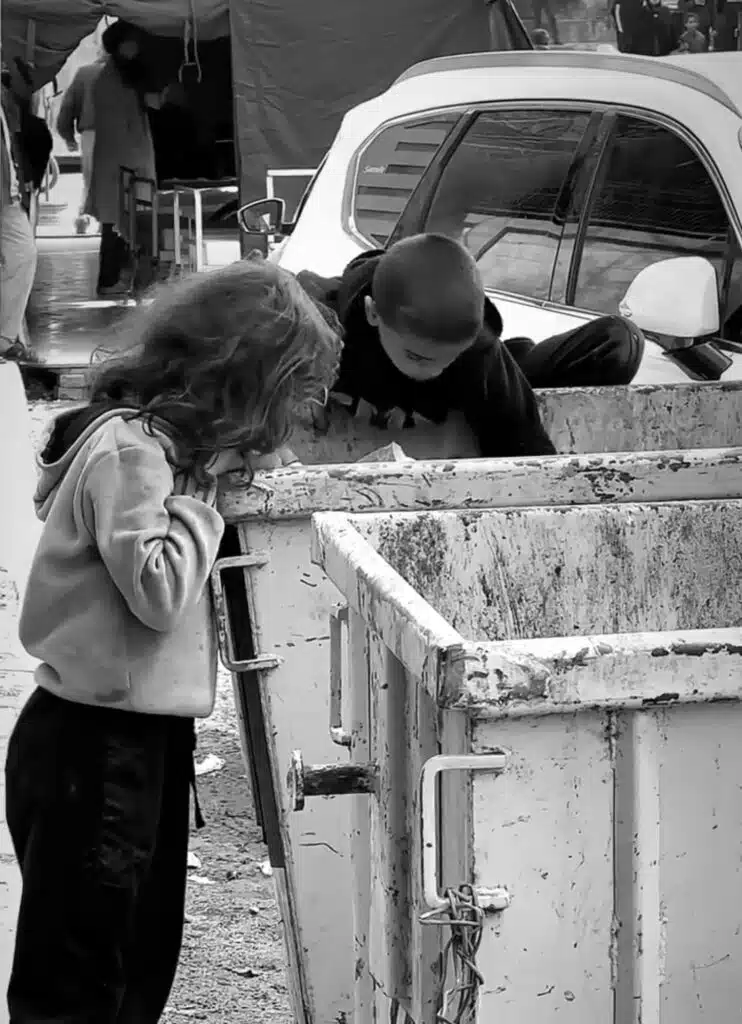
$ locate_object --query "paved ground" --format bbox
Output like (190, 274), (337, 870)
(28, 173), (241, 368)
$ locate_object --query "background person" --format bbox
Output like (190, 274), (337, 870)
(678, 0), (717, 47)
(0, 79), (37, 361)
(675, 11), (708, 49)
(56, 54), (106, 234)
(300, 234), (557, 458)
(531, 28), (552, 47)
(85, 21), (159, 296)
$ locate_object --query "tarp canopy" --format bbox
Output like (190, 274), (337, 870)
(1, 1), (230, 89)
(1, 0), (529, 205)
(230, 0), (511, 202)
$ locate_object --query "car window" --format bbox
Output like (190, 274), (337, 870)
(351, 112), (462, 247)
(422, 110), (592, 299)
(573, 115), (731, 316)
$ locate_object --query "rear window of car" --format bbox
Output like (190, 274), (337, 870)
(350, 112), (462, 247)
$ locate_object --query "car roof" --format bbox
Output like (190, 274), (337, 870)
(393, 50), (742, 118)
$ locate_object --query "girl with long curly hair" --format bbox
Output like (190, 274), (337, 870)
(6, 257), (341, 1024)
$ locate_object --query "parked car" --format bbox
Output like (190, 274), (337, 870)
(240, 49), (742, 384)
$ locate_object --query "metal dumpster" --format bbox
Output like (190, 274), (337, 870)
(216, 442), (742, 1024)
(284, 380), (742, 464)
(309, 501), (742, 1023)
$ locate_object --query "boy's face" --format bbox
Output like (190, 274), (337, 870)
(364, 296), (476, 381)
(687, 14), (700, 27)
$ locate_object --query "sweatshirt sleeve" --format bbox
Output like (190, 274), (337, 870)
(459, 341), (557, 458)
(83, 443), (225, 632)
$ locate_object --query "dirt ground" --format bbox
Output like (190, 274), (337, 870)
(26, 401), (294, 1024)
(168, 724), (293, 1023)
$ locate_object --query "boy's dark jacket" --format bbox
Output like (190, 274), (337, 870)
(300, 251), (556, 458)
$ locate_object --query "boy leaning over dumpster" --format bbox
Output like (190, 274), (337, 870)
(299, 233), (556, 458)
(299, 233), (644, 459)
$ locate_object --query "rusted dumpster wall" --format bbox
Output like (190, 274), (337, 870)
(219, 448), (742, 1024)
(537, 380), (742, 454)
(311, 502), (742, 1024)
(282, 382), (742, 465)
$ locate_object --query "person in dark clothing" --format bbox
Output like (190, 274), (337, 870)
(301, 234), (556, 458)
(612, 0), (646, 51)
(299, 235), (643, 459)
(633, 0), (681, 54)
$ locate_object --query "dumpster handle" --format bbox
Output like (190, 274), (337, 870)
(421, 753), (511, 913)
(211, 554), (281, 674)
(330, 605), (351, 747)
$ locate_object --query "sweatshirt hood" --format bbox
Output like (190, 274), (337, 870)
(335, 250), (383, 323)
(35, 403), (140, 521)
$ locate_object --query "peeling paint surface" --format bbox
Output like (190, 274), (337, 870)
(313, 496), (742, 1023)
(259, 380), (742, 468)
(358, 500), (742, 641)
(220, 447), (742, 522)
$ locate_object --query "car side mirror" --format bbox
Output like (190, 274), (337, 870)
(619, 256), (720, 348)
(237, 197), (287, 236)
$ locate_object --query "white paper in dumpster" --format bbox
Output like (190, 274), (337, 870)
(354, 442), (416, 464)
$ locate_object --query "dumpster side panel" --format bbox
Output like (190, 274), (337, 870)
(222, 456), (742, 1024)
(469, 714), (614, 1021)
(234, 517), (355, 1022)
(289, 403), (479, 465)
(220, 449), (742, 522)
(652, 703), (742, 1019)
(537, 382), (742, 454)
(366, 636), (444, 1024)
(280, 383), (742, 464)
(361, 502), (742, 640)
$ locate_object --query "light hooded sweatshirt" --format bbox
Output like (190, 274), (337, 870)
(19, 405), (225, 717)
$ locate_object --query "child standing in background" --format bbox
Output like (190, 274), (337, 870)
(675, 11), (709, 49)
(5, 259), (341, 1024)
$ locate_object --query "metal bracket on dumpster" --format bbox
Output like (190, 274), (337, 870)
(288, 750), (378, 811)
(211, 554), (282, 674)
(329, 604), (352, 747)
(421, 753), (512, 914)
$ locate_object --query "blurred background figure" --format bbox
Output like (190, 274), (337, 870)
(84, 20), (159, 296)
(0, 63), (42, 360)
(678, 0), (718, 48)
(56, 52), (105, 234)
(531, 27), (553, 46)
(532, 0), (562, 42)
(675, 10), (709, 49)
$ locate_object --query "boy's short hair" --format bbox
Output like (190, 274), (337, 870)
(371, 233), (485, 344)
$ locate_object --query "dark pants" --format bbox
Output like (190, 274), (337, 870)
(506, 315), (645, 389)
(98, 224), (130, 290)
(5, 687), (194, 1024)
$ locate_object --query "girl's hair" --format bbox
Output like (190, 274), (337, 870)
(89, 258), (342, 479)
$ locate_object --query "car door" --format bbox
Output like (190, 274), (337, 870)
(392, 105), (603, 342)
(555, 109), (742, 381)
